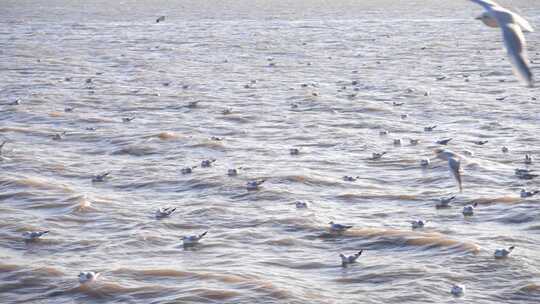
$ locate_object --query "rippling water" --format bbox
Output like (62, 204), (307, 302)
(1, 0), (540, 303)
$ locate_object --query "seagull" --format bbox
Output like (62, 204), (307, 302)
(435, 149), (463, 192)
(78, 271), (100, 284)
(515, 168), (538, 180)
(155, 207), (176, 218)
(525, 154), (533, 164)
(295, 201), (308, 208)
(289, 148), (300, 155)
(436, 196), (456, 208)
(156, 16), (165, 23)
(227, 168), (239, 176)
(340, 250), (363, 267)
(379, 130), (389, 136)
(436, 138), (452, 145)
(411, 220), (427, 229)
(182, 231), (207, 246)
(247, 179), (265, 191)
(400, 114), (408, 119)
(462, 202), (478, 216)
(23, 230), (49, 240)
(469, 0), (534, 87)
(52, 131), (67, 141)
(474, 140), (488, 145)
(329, 221), (353, 233)
(424, 125), (437, 132)
(520, 189), (540, 198)
(393, 139), (402, 146)
(201, 159), (216, 168)
(181, 166), (196, 174)
(501, 146), (509, 153)
(122, 117), (135, 122)
(343, 176), (359, 182)
(371, 152), (387, 160)
(451, 285), (465, 296)
(91, 172), (110, 183)
(420, 158), (430, 167)
(393, 101), (404, 106)
(494, 246), (515, 258)
(409, 139), (420, 145)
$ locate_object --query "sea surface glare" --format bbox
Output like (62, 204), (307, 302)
(1, 0), (540, 303)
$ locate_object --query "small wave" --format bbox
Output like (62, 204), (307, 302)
(320, 228), (479, 253)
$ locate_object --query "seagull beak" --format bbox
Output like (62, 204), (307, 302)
(474, 15), (483, 20)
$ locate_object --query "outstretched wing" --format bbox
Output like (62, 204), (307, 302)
(448, 157), (463, 192)
(469, 0), (500, 10)
(499, 22), (533, 86)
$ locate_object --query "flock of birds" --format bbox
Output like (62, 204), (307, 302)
(2, 0), (537, 298)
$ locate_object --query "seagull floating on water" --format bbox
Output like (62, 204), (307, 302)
(181, 166), (196, 174)
(436, 196), (456, 208)
(451, 285), (465, 296)
(424, 125), (437, 132)
(494, 246), (515, 258)
(515, 168), (538, 179)
(340, 250), (363, 267)
(409, 139), (420, 145)
(155, 207), (176, 218)
(23, 230), (49, 240)
(462, 202), (478, 216)
(52, 131), (67, 141)
(289, 148), (300, 155)
(520, 189), (539, 198)
(393, 139), (402, 146)
(420, 158), (430, 167)
(122, 117), (135, 123)
(371, 152), (387, 160)
(92, 172), (110, 183)
(227, 168), (239, 176)
(201, 159), (216, 168)
(182, 231), (207, 246)
(295, 201), (308, 208)
(343, 175), (359, 182)
(329, 221), (352, 233)
(156, 16), (165, 23)
(79, 271), (100, 284)
(469, 0), (534, 87)
(474, 140), (488, 145)
(411, 220), (427, 229)
(379, 130), (389, 136)
(524, 154), (533, 164)
(501, 146), (509, 153)
(247, 179), (265, 191)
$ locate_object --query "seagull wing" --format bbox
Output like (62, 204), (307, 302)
(498, 19), (533, 86)
(448, 157), (463, 192)
(469, 0), (500, 9)
(510, 11), (534, 33)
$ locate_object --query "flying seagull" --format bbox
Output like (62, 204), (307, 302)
(469, 0), (534, 87)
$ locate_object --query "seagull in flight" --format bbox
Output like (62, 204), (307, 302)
(469, 0), (534, 87)
(434, 149), (463, 192)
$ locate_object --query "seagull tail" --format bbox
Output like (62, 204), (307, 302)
(199, 231), (208, 238)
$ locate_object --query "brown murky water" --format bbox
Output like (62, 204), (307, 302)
(1, 0), (540, 303)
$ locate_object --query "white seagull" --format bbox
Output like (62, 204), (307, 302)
(494, 246), (515, 258)
(462, 202), (478, 216)
(411, 220), (427, 229)
(436, 196), (456, 208)
(155, 207), (176, 218)
(340, 250), (363, 267)
(329, 221), (353, 233)
(182, 231), (207, 245)
(469, 0), (534, 87)
(435, 149), (463, 192)
(78, 271), (101, 284)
